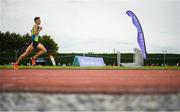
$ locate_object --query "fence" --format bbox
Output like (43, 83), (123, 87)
(0, 49), (180, 66)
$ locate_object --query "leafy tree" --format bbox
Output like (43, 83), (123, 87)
(40, 35), (59, 53)
(0, 31), (59, 52)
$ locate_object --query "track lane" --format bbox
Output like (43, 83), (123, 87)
(0, 70), (180, 93)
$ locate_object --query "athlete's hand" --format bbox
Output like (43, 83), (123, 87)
(39, 26), (43, 31)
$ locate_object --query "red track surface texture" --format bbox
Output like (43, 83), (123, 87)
(0, 70), (180, 93)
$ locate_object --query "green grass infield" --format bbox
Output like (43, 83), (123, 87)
(0, 65), (180, 70)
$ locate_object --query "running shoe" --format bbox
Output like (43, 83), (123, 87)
(31, 57), (36, 66)
(13, 63), (19, 70)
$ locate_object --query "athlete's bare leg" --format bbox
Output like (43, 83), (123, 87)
(16, 43), (34, 65)
(33, 43), (47, 59)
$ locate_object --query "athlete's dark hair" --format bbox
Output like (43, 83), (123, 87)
(34, 17), (40, 22)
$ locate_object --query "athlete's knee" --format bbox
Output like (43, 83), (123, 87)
(42, 48), (47, 53)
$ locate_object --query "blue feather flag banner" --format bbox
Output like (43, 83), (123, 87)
(126, 10), (147, 59)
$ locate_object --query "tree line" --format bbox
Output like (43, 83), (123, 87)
(0, 31), (179, 66)
(0, 31), (59, 52)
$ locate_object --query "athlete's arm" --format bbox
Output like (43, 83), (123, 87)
(33, 25), (42, 35)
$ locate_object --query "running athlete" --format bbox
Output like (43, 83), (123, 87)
(13, 17), (47, 70)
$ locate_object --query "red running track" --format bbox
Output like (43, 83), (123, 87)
(0, 70), (180, 93)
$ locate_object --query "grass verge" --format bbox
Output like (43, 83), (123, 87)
(0, 65), (180, 70)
